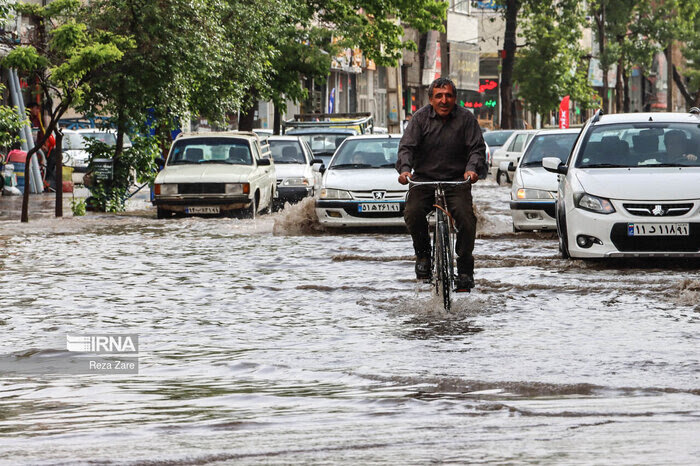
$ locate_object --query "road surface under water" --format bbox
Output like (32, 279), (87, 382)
(0, 181), (698, 464)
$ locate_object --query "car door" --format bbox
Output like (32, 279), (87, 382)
(251, 140), (275, 208)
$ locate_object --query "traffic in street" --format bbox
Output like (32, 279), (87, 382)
(0, 179), (697, 463)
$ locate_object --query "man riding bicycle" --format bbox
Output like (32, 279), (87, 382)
(397, 77), (487, 292)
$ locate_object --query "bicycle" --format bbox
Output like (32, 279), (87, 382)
(408, 179), (470, 311)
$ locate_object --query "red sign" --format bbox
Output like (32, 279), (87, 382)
(559, 95), (570, 129)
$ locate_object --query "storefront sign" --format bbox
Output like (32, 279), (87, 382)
(449, 43), (480, 91)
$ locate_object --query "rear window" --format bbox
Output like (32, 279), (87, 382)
(576, 123), (700, 168)
(483, 131), (514, 147)
(269, 140), (306, 164)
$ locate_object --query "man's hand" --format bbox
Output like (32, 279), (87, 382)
(398, 171), (412, 185)
(464, 171), (478, 183)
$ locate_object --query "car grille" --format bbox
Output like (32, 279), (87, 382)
(178, 183), (226, 195)
(610, 223), (700, 252)
(623, 203), (694, 217)
(350, 190), (407, 201)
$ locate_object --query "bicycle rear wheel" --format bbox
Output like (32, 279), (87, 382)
(433, 210), (452, 311)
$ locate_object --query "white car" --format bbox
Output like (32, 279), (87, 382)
(61, 128), (132, 172)
(543, 110), (700, 258)
(490, 129), (537, 184)
(267, 135), (322, 209)
(510, 129), (580, 231)
(315, 134), (406, 227)
(153, 131), (276, 218)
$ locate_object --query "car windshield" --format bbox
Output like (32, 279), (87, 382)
(576, 122), (700, 168)
(292, 133), (351, 155)
(520, 133), (579, 167)
(62, 131), (132, 150)
(268, 140), (306, 164)
(483, 130), (514, 147)
(168, 137), (253, 165)
(329, 138), (399, 169)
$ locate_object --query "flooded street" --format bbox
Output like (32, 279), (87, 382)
(0, 180), (698, 464)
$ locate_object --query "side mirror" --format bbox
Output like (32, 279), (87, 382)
(319, 164), (326, 174)
(508, 161), (515, 172)
(498, 161), (513, 172)
(257, 158), (271, 166)
(311, 158), (324, 165)
(542, 157), (567, 174)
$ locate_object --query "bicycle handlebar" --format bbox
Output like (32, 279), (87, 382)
(407, 179), (471, 187)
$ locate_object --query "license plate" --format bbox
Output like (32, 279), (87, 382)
(358, 203), (400, 212)
(186, 206), (220, 214)
(627, 223), (689, 236)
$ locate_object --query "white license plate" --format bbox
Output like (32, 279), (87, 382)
(627, 223), (689, 236)
(186, 206), (220, 214)
(358, 203), (400, 212)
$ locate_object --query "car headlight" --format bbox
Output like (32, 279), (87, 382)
(156, 183), (177, 195)
(225, 183), (249, 194)
(516, 188), (555, 200)
(574, 193), (615, 214)
(281, 177), (309, 187)
(320, 188), (352, 199)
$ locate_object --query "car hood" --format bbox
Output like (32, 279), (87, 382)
(518, 166), (558, 192)
(575, 167), (700, 200)
(323, 168), (407, 191)
(275, 164), (309, 179)
(156, 164), (256, 184)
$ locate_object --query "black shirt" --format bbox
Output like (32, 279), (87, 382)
(396, 104), (487, 181)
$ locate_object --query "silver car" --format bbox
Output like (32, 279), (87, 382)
(315, 134), (406, 227)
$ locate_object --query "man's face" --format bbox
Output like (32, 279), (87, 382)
(429, 85), (456, 119)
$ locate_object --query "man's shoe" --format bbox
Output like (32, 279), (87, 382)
(454, 273), (474, 292)
(415, 257), (431, 280)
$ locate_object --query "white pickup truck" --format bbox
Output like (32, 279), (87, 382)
(153, 131), (276, 218)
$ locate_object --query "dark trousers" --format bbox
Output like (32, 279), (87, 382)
(404, 184), (477, 275)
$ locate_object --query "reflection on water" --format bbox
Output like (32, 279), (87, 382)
(0, 180), (698, 464)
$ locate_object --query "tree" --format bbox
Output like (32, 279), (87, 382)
(500, 0), (521, 129)
(238, 0), (447, 131)
(514, 0), (596, 118)
(2, 0), (126, 222)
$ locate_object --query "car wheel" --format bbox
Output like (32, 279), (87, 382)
(242, 195), (257, 219)
(512, 224), (522, 233)
(497, 170), (509, 185)
(156, 207), (168, 219)
(556, 205), (570, 259)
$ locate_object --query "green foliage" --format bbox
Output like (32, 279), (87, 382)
(0, 86), (25, 149)
(514, 0), (596, 115)
(70, 197), (86, 216)
(83, 134), (160, 212)
(2, 46), (48, 72)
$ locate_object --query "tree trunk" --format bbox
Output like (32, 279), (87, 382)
(666, 44), (673, 112)
(238, 87), (259, 132)
(500, 0), (520, 129)
(623, 66), (630, 113)
(273, 104), (281, 135)
(595, 5), (608, 113)
(615, 54), (623, 113)
(672, 64), (697, 108)
(55, 131), (63, 217)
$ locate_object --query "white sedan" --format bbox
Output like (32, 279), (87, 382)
(315, 134), (407, 227)
(510, 129), (580, 231)
(267, 135), (322, 209)
(153, 132), (276, 218)
(543, 110), (700, 258)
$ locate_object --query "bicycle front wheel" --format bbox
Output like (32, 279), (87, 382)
(434, 210), (452, 311)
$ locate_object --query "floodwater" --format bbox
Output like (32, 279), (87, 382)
(0, 181), (698, 464)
